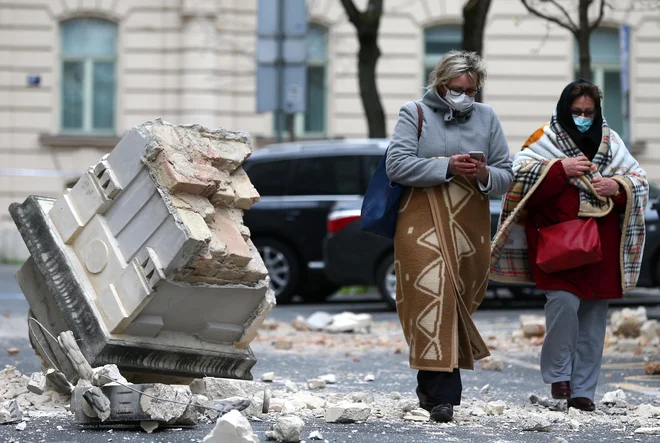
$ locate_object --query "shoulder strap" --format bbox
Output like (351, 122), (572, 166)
(415, 102), (423, 141)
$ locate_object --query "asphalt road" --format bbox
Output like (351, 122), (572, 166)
(1, 265), (660, 442)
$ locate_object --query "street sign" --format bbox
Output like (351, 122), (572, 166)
(256, 0), (307, 116)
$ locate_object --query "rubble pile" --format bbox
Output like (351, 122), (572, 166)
(605, 307), (660, 354)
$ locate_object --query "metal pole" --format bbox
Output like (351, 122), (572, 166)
(275, 0), (285, 143)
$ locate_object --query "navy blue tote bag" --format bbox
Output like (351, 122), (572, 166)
(361, 103), (423, 239)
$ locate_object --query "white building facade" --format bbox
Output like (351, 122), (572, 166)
(1, 0), (659, 259)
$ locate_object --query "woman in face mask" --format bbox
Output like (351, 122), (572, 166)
(491, 80), (648, 412)
(385, 50), (513, 422)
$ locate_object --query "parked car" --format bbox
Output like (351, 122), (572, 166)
(242, 139), (388, 302)
(324, 184), (660, 310)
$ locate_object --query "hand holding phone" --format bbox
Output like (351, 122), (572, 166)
(469, 151), (485, 161)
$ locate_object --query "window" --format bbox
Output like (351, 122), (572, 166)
(244, 160), (293, 196)
(274, 23), (328, 136)
(61, 18), (117, 133)
(574, 28), (627, 141)
(289, 156), (361, 195)
(362, 154), (382, 192)
(424, 25), (462, 86)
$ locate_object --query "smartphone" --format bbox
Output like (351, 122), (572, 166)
(469, 151), (484, 160)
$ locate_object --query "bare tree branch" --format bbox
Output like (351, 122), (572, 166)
(521, 0), (579, 35)
(339, 0), (362, 27)
(541, 0), (580, 30)
(590, 0), (608, 30)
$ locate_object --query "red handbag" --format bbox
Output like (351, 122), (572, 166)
(536, 218), (602, 274)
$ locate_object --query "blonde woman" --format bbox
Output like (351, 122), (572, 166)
(386, 50), (513, 422)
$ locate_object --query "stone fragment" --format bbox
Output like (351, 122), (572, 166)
(645, 361), (660, 375)
(350, 392), (374, 404)
(601, 389), (627, 406)
(7, 347), (19, 355)
(92, 364), (128, 387)
(83, 386), (111, 421)
(616, 338), (640, 352)
(291, 316), (308, 331)
(58, 330), (95, 381)
(140, 421), (159, 433)
(46, 368), (74, 395)
(269, 398), (284, 413)
(519, 315), (546, 337)
(231, 168), (261, 210)
(640, 320), (660, 345)
(309, 430), (324, 440)
(203, 397), (252, 421)
(634, 427), (660, 435)
(549, 438), (568, 443)
(265, 415), (304, 442)
(610, 307), (647, 337)
(140, 384), (191, 422)
(404, 408), (430, 421)
(307, 379), (326, 390)
(481, 357), (503, 372)
(364, 374), (375, 382)
(282, 397), (307, 415)
(324, 312), (372, 333)
(528, 394), (565, 411)
(202, 409), (260, 443)
(27, 372), (47, 395)
(471, 406), (487, 416)
(485, 401), (506, 415)
(0, 399), (22, 424)
(285, 380), (300, 393)
(262, 372), (275, 382)
(306, 312), (333, 330)
(325, 402), (371, 423)
(274, 340), (294, 350)
(389, 392), (401, 400)
(190, 377), (270, 417)
(522, 417), (553, 432)
(480, 384), (490, 395)
(294, 392), (327, 410)
(318, 374), (337, 384)
(15, 421), (26, 431)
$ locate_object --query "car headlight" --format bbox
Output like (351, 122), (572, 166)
(647, 223), (658, 232)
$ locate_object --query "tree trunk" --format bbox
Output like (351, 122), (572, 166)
(577, 0), (592, 80)
(462, 0), (492, 102)
(358, 36), (386, 138)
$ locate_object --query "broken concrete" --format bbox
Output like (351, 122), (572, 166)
(325, 402), (371, 423)
(265, 415), (304, 442)
(27, 372), (47, 395)
(306, 312), (333, 330)
(190, 377), (270, 417)
(45, 369), (74, 395)
(519, 315), (546, 337)
(480, 357), (504, 371)
(610, 307), (647, 337)
(202, 409), (260, 443)
(11, 119), (274, 382)
(140, 384), (191, 422)
(0, 399), (22, 424)
(82, 386), (111, 421)
(92, 364), (127, 387)
(323, 312), (372, 333)
(601, 389), (627, 406)
(645, 361), (660, 375)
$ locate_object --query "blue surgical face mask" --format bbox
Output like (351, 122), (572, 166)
(573, 115), (594, 133)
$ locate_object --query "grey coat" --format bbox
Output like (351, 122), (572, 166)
(386, 89), (513, 196)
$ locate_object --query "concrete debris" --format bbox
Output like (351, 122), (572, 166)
(318, 374), (337, 384)
(0, 399), (22, 424)
(389, 392), (401, 400)
(82, 386), (111, 421)
(293, 392), (326, 410)
(308, 430), (324, 440)
(0, 366), (69, 419)
(601, 389), (627, 406)
(403, 408), (430, 421)
(640, 320), (660, 345)
(190, 377), (271, 416)
(528, 394), (565, 411)
(325, 402), (371, 423)
(306, 379), (326, 390)
(7, 348), (19, 356)
(281, 397), (307, 415)
(140, 420), (159, 433)
(58, 331), (95, 382)
(306, 312), (334, 330)
(45, 369), (74, 395)
(522, 417), (554, 432)
(481, 357), (504, 371)
(615, 338), (640, 353)
(274, 340), (294, 350)
(285, 380), (300, 394)
(323, 312), (373, 333)
(363, 374), (375, 382)
(27, 372), (47, 395)
(645, 361), (660, 375)
(610, 307), (647, 337)
(92, 364), (127, 387)
(291, 316), (307, 331)
(349, 392), (374, 404)
(269, 398), (284, 413)
(266, 415), (304, 442)
(634, 427), (660, 435)
(485, 400), (506, 416)
(549, 438), (568, 443)
(202, 409), (259, 443)
(480, 384), (490, 395)
(471, 406), (487, 416)
(140, 384), (191, 423)
(15, 421), (26, 431)
(262, 372), (275, 382)
(520, 315), (546, 337)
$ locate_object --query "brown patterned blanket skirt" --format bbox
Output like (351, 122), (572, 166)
(394, 177), (491, 371)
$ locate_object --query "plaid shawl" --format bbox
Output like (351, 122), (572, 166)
(490, 113), (648, 291)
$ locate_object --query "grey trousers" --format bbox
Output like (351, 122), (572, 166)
(541, 290), (609, 400)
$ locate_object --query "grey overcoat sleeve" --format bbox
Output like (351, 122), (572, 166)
(484, 106), (514, 196)
(385, 103), (452, 187)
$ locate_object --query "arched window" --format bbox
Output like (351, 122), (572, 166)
(60, 18), (117, 133)
(423, 25), (462, 86)
(304, 24), (328, 134)
(574, 28), (626, 138)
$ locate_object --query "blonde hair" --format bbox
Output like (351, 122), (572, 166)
(426, 50), (487, 91)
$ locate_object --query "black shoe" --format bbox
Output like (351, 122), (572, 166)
(430, 403), (453, 422)
(567, 397), (596, 412)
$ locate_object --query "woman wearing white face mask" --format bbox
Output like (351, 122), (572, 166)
(491, 80), (648, 412)
(385, 50), (513, 422)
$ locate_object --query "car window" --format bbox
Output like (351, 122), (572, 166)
(649, 182), (659, 201)
(244, 160), (292, 196)
(363, 154), (382, 191)
(289, 156), (361, 195)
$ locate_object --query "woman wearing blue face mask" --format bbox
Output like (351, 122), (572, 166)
(491, 80), (648, 412)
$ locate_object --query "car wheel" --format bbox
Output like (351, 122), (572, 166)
(254, 238), (299, 303)
(376, 253), (397, 310)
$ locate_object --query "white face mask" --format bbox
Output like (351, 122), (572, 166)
(444, 92), (475, 112)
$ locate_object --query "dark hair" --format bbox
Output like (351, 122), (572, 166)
(569, 81), (602, 108)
